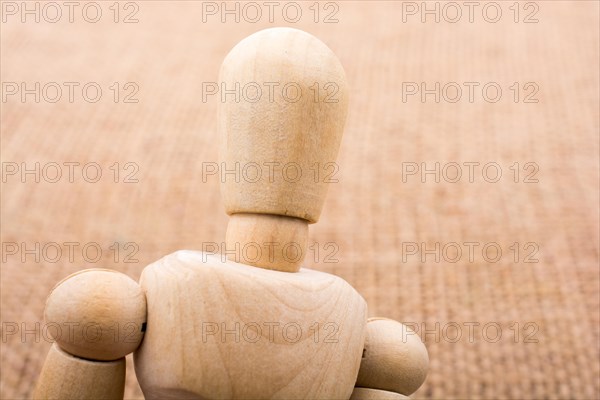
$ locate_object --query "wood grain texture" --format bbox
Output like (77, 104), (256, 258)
(44, 269), (146, 361)
(2, 3), (599, 400)
(356, 318), (428, 396)
(219, 27), (349, 224)
(225, 213), (309, 272)
(134, 250), (367, 399)
(33, 344), (125, 400)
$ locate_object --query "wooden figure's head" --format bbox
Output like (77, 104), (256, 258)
(218, 28), (349, 272)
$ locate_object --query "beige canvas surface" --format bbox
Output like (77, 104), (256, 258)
(1, 1), (599, 399)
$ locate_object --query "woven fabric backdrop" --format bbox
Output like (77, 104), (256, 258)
(1, 1), (599, 399)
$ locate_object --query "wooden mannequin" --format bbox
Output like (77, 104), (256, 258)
(34, 28), (428, 400)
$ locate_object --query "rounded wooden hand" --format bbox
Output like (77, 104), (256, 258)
(351, 318), (429, 399)
(34, 269), (147, 399)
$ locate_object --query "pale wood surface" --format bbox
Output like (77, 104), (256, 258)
(134, 251), (367, 399)
(350, 388), (409, 400)
(225, 213), (309, 272)
(33, 344), (125, 400)
(44, 269), (146, 361)
(219, 27), (348, 224)
(356, 318), (429, 396)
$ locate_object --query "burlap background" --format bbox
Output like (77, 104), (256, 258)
(1, 1), (598, 399)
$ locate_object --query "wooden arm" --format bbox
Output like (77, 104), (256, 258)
(34, 269), (146, 400)
(34, 344), (126, 400)
(351, 318), (429, 399)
